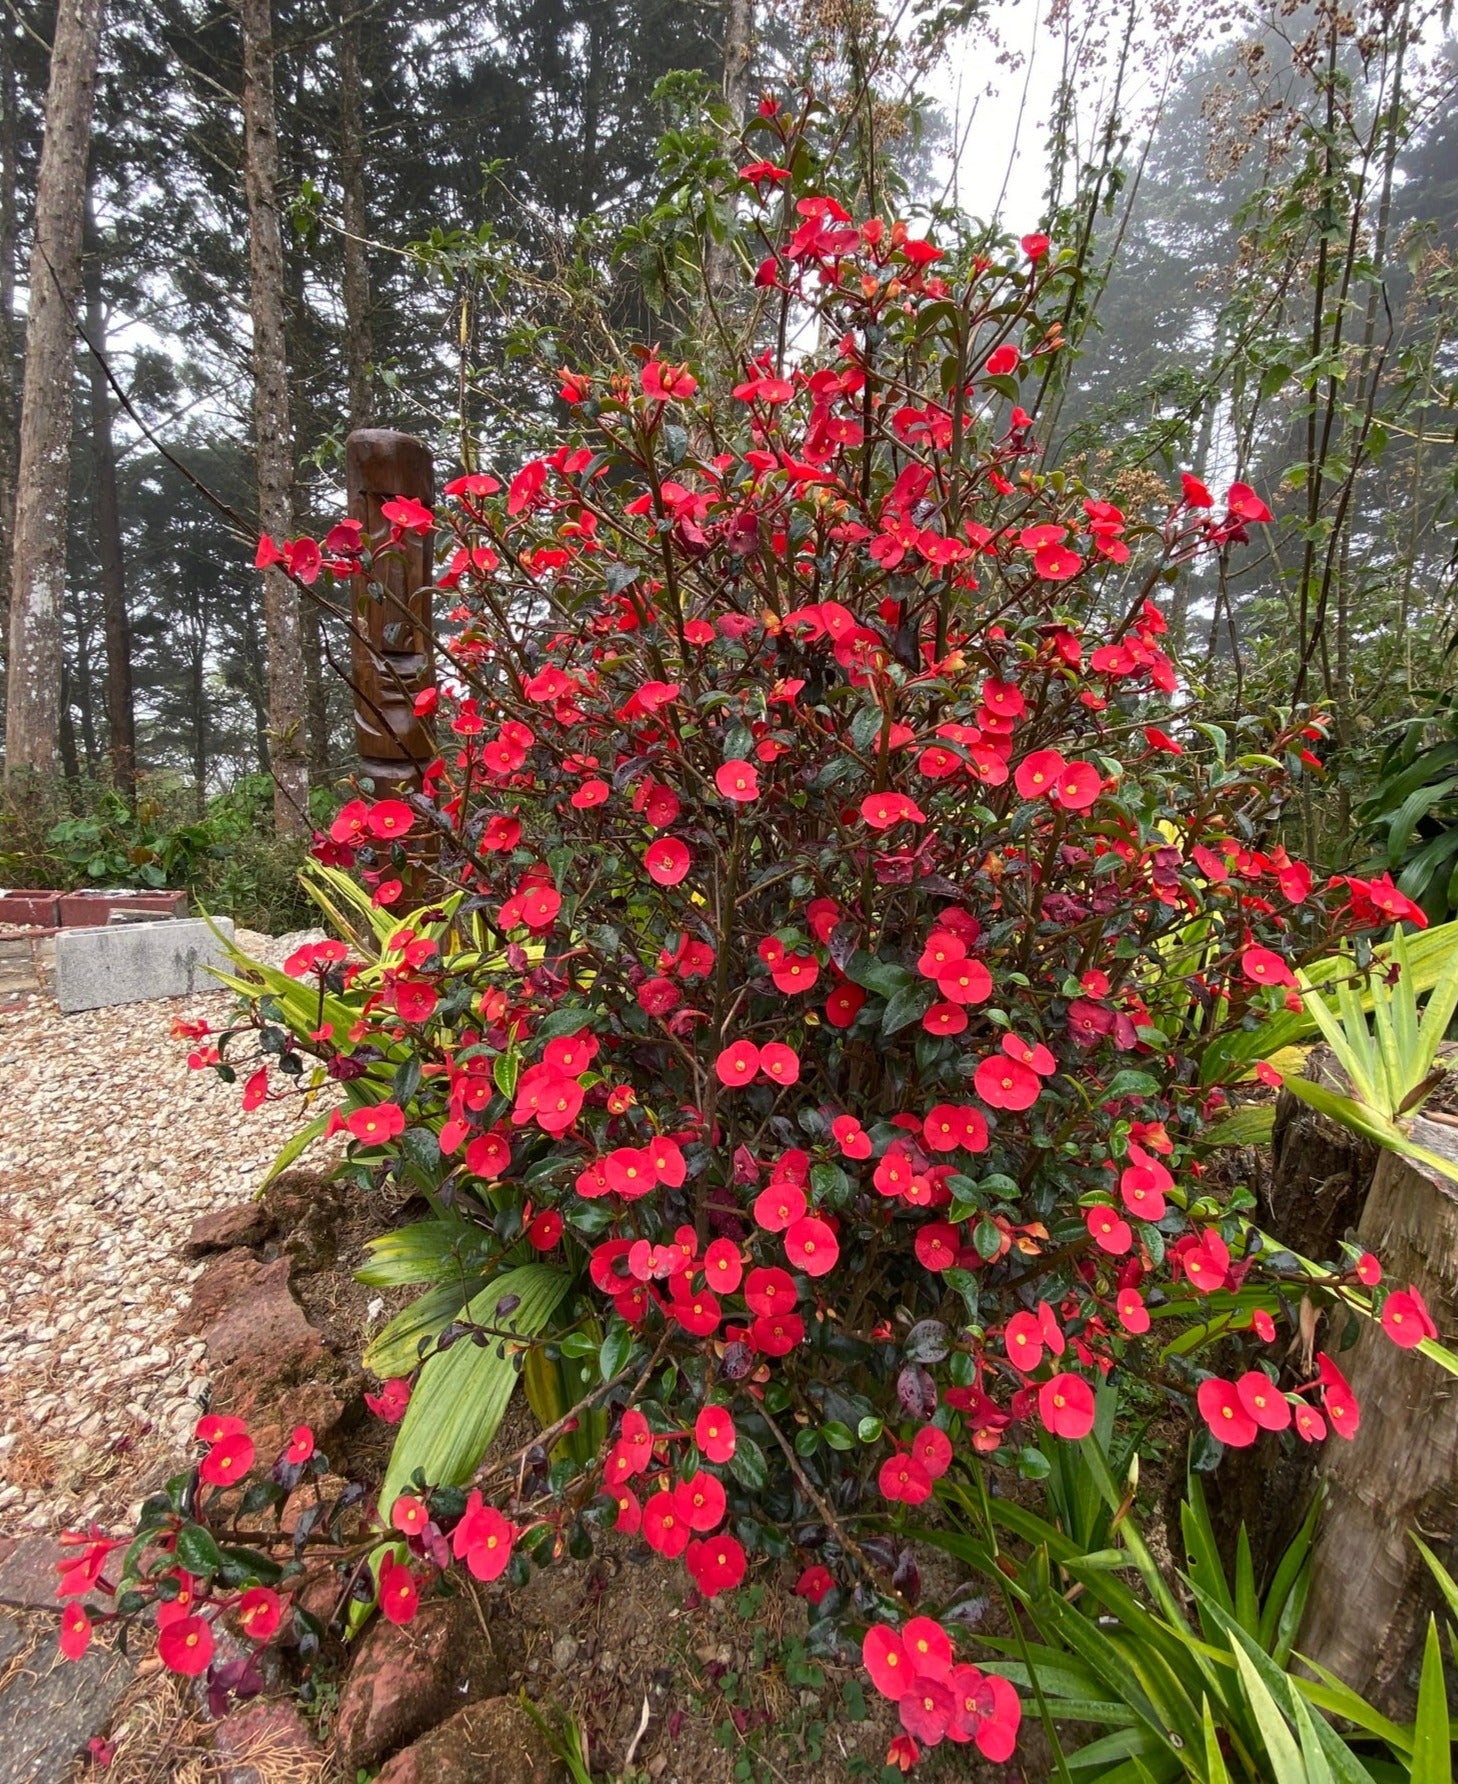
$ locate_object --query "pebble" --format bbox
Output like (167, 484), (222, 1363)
(0, 928), (338, 1534)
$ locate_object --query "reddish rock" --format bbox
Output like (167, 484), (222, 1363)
(373, 1698), (564, 1784)
(184, 1202), (276, 1257)
(178, 1251), (356, 1454)
(210, 1698), (317, 1784)
(334, 1594), (508, 1772)
(176, 1250), (266, 1336)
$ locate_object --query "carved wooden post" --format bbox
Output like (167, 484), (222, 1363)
(345, 429), (435, 793)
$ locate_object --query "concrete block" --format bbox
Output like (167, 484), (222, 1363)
(54, 917), (235, 1013)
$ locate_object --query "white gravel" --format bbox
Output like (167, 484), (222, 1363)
(0, 929), (336, 1535)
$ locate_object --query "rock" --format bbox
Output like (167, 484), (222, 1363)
(374, 1698), (565, 1784)
(180, 1251), (356, 1454)
(209, 1697), (319, 1784)
(550, 1633), (577, 1672)
(0, 1615), (133, 1784)
(54, 916), (236, 1013)
(175, 1249), (267, 1336)
(334, 1593), (508, 1772)
(184, 1202), (276, 1257)
(282, 1200), (338, 1275)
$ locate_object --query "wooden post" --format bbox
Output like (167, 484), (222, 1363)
(345, 429), (435, 794)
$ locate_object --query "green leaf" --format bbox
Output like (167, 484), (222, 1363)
(174, 1523), (225, 1579)
(882, 981), (933, 1035)
(599, 1319), (633, 1383)
(1411, 1618), (1452, 1784)
(363, 1276), (486, 1377)
(729, 1434), (769, 1491)
(260, 1108), (333, 1189)
(379, 1264), (570, 1517)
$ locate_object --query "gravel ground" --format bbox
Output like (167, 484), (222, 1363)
(0, 930), (336, 1537)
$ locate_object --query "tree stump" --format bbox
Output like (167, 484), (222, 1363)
(1296, 1112), (1458, 1717)
(1207, 1058), (1376, 1585)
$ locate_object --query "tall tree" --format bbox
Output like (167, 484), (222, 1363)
(338, 1), (371, 432)
(4, 0), (104, 780)
(82, 190), (133, 797)
(235, 0), (308, 833)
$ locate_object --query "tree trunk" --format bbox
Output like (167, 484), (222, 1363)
(4, 0), (104, 781)
(0, 25), (21, 653)
(236, 0), (309, 836)
(704, 0), (753, 301)
(82, 192), (134, 801)
(338, 3), (372, 431)
(1209, 1059), (1379, 1582)
(1298, 1110), (1458, 1717)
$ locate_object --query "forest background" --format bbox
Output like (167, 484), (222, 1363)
(0, 0), (1451, 931)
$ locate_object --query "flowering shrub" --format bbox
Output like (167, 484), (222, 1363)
(61, 99), (1442, 1769)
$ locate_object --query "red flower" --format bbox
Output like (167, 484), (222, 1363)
(715, 759), (760, 801)
(686, 1534), (747, 1597)
(1355, 1252), (1382, 1286)
(1021, 232), (1051, 259)
(378, 1557), (419, 1625)
(1226, 481), (1272, 524)
(795, 1564), (833, 1605)
(58, 1602), (92, 1661)
(1235, 1371), (1291, 1431)
(902, 1615), (954, 1678)
(1197, 1378), (1258, 1448)
(1116, 1289), (1150, 1334)
(912, 1425), (953, 1479)
(527, 1210), (563, 1250)
(199, 1429), (255, 1487)
(381, 495), (433, 533)
(715, 1040), (761, 1087)
(366, 1378), (412, 1424)
(760, 1041), (800, 1084)
(1014, 749), (1064, 798)
(241, 1067), (268, 1111)
(784, 1215), (838, 1276)
(984, 344), (1020, 377)
(899, 1677), (956, 1747)
(703, 1239), (743, 1294)
(1085, 1203), (1132, 1255)
(1038, 1373), (1095, 1440)
(695, 1405), (736, 1463)
(1182, 1230), (1231, 1294)
(1050, 761), (1100, 810)
(1382, 1286), (1438, 1349)
(676, 1471), (727, 1532)
(452, 1494), (516, 1579)
(1240, 945), (1297, 989)
(284, 1426), (314, 1466)
(936, 959), (992, 1005)
(392, 1495), (429, 1537)
(642, 1490), (690, 1558)
(914, 1223), (960, 1272)
(644, 837), (691, 885)
(861, 792), (927, 831)
(922, 1001), (968, 1036)
(825, 982), (866, 1027)
(367, 799), (414, 838)
(744, 1266), (797, 1316)
(345, 1102), (407, 1144)
(236, 1586), (283, 1642)
(1034, 542), (1083, 582)
(158, 1615), (215, 1675)
(863, 1624), (910, 1699)
(974, 1056), (1040, 1111)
